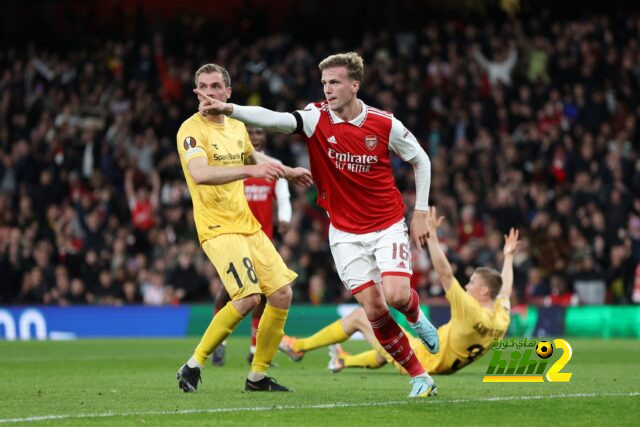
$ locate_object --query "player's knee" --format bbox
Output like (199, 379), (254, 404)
(233, 294), (261, 315)
(350, 308), (368, 325)
(363, 303), (388, 320)
(355, 315), (371, 333)
(384, 287), (409, 309)
(267, 285), (292, 309)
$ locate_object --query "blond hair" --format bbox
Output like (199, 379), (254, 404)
(194, 63), (231, 87)
(318, 52), (364, 82)
(474, 267), (503, 300)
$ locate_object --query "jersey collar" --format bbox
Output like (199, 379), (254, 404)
(328, 99), (368, 127)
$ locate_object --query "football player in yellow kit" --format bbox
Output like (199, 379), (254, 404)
(280, 208), (518, 376)
(175, 63), (312, 393)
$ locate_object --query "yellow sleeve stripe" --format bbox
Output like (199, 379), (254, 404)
(185, 147), (205, 160)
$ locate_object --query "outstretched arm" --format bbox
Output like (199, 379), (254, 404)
(194, 89), (297, 134)
(497, 228), (520, 300)
(424, 206), (455, 291)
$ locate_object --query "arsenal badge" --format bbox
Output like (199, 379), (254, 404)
(364, 135), (378, 150)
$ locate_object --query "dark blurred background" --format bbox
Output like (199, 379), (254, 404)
(1, 0), (639, 309)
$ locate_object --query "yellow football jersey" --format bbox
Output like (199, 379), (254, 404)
(177, 113), (261, 244)
(413, 278), (511, 374)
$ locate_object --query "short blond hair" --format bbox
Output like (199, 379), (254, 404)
(319, 52), (364, 82)
(194, 63), (231, 87)
(474, 267), (503, 300)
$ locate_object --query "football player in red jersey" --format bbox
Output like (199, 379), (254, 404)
(211, 126), (293, 366)
(196, 52), (437, 397)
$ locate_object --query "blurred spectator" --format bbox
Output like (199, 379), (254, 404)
(523, 267), (549, 304)
(544, 274), (577, 307)
(68, 278), (89, 305)
(456, 204), (486, 247)
(45, 265), (71, 306)
(167, 250), (207, 302)
(94, 270), (124, 305)
(308, 273), (326, 305)
(472, 40), (518, 87)
(122, 280), (142, 304)
(141, 269), (168, 306)
(571, 255), (607, 305)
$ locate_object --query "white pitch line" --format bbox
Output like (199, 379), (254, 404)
(1, 392), (638, 424)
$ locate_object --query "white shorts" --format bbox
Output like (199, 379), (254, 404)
(329, 220), (413, 294)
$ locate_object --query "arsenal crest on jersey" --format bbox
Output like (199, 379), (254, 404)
(364, 135), (378, 150)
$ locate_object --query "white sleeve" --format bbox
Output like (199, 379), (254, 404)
(388, 117), (431, 210)
(388, 117), (423, 161)
(230, 103), (321, 137)
(275, 178), (292, 223)
(411, 150), (431, 210)
(296, 103), (322, 137)
(230, 105), (297, 133)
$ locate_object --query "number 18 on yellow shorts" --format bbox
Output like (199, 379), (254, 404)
(201, 230), (297, 300)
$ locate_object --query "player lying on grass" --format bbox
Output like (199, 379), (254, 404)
(280, 209), (518, 376)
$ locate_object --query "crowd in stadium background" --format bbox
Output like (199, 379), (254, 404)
(0, 1), (639, 308)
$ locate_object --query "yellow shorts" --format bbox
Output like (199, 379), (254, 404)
(202, 230), (297, 300)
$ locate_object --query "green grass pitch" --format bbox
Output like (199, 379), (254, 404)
(0, 337), (638, 425)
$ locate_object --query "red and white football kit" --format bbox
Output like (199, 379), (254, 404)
(229, 97), (436, 388)
(291, 100), (429, 293)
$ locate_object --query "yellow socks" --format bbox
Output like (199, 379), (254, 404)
(251, 304), (289, 374)
(193, 302), (244, 366)
(294, 319), (349, 352)
(343, 350), (385, 369)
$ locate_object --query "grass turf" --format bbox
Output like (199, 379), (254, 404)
(0, 337), (638, 425)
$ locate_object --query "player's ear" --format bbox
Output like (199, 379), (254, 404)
(482, 285), (491, 297)
(352, 80), (360, 93)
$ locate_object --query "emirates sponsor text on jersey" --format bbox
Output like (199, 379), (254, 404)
(327, 147), (378, 173)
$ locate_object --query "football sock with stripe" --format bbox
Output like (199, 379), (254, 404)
(369, 311), (425, 377)
(398, 288), (420, 324)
